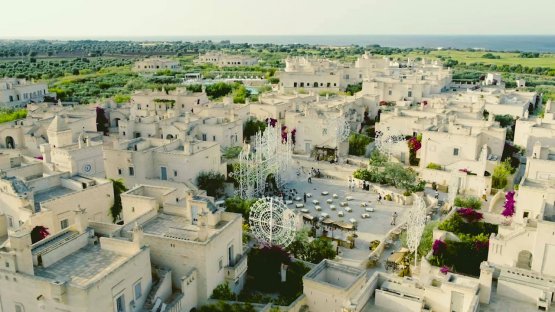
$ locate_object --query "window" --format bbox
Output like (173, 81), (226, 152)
(523, 212), (529, 218)
(293, 82), (297, 87)
(60, 219), (69, 230)
(453, 148), (459, 156)
(7, 216), (14, 228)
(228, 245), (234, 266)
(218, 258), (223, 271)
(322, 128), (328, 135)
(202, 134), (207, 141)
(388, 90), (392, 96)
(115, 294), (125, 312)
(134, 281), (142, 300)
(213, 136), (216, 141)
(118, 168), (122, 175)
(408, 91), (413, 97)
(129, 167), (135, 176)
(15, 303), (24, 312)
(174, 170), (178, 177)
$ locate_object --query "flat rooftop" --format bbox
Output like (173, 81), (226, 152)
(34, 185), (76, 212)
(142, 213), (227, 242)
(35, 244), (130, 288)
(304, 259), (364, 289)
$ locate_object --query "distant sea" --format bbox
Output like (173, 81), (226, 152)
(98, 35), (555, 52)
(4, 35), (555, 52)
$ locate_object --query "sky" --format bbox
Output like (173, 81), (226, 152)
(0, 0), (554, 39)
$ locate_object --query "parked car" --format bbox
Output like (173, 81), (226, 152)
(338, 211), (344, 217)
(361, 213), (370, 219)
(349, 218), (357, 224)
(345, 207), (353, 212)
(330, 205), (336, 210)
(315, 205), (322, 211)
(365, 207), (375, 212)
(321, 212), (330, 219)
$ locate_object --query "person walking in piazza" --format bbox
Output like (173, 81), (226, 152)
(303, 192), (307, 203)
(391, 212), (398, 226)
(482, 188), (488, 202)
(308, 172), (312, 184)
(378, 194), (382, 204)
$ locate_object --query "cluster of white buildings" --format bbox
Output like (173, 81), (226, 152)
(196, 52), (259, 67)
(0, 50), (552, 312)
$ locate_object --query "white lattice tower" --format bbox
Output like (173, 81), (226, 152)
(375, 127), (406, 160)
(406, 195), (427, 267)
(249, 197), (297, 247)
(237, 124), (292, 199)
(335, 116), (351, 147)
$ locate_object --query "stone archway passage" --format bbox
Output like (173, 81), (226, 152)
(516, 250), (532, 270)
(5, 136), (15, 149)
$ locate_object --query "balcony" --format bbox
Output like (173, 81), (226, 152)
(225, 253), (248, 282)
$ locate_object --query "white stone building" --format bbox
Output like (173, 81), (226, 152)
(514, 100), (555, 156)
(0, 78), (51, 108)
(197, 52), (258, 67)
(0, 210), (152, 312)
(115, 185), (247, 310)
(103, 137), (226, 189)
(133, 57), (181, 73)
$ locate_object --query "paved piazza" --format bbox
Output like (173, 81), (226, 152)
(284, 174), (409, 267)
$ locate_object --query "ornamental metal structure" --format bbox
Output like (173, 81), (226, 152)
(335, 116), (351, 147)
(249, 197), (297, 247)
(375, 127), (406, 159)
(237, 123), (292, 199)
(406, 195), (428, 267)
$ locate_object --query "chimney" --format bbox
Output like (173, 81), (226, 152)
(132, 222), (144, 248)
(73, 207), (88, 234)
(9, 229), (34, 275)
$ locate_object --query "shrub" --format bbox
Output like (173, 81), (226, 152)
(0, 109), (27, 124)
(211, 282), (235, 300)
(454, 196), (482, 210)
(353, 168), (371, 181)
(426, 163), (442, 170)
(492, 159), (514, 189)
(30, 226), (50, 244)
(196, 171), (226, 198)
(187, 84), (203, 92)
(385, 194), (392, 201)
(348, 133), (370, 156)
(457, 208), (484, 223)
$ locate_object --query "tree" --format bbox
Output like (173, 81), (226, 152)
(348, 133), (371, 156)
(286, 229), (336, 263)
(96, 106), (109, 135)
(197, 171), (226, 198)
(492, 159), (513, 189)
(205, 82), (233, 99)
(345, 82), (362, 95)
(224, 196), (256, 221)
(110, 179), (127, 223)
(243, 118), (267, 141)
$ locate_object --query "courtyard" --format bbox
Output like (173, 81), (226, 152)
(283, 174), (410, 268)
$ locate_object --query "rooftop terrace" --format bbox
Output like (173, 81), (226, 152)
(35, 244), (130, 288)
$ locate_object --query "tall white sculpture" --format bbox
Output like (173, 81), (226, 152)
(249, 197), (297, 247)
(406, 195), (427, 267)
(375, 127), (406, 160)
(335, 116), (351, 147)
(237, 123), (292, 199)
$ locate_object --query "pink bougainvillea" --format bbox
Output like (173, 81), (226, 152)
(265, 117), (277, 128)
(458, 168), (471, 174)
(440, 265), (450, 274)
(501, 191), (516, 217)
(457, 208), (484, 223)
(281, 125), (288, 143)
(407, 136), (421, 152)
(432, 239), (447, 256)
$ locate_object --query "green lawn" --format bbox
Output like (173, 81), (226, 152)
(392, 50), (555, 68)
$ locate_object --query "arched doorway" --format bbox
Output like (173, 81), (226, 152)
(313, 82), (319, 88)
(516, 250), (532, 270)
(114, 118), (121, 128)
(166, 134), (174, 140)
(5, 136), (15, 149)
